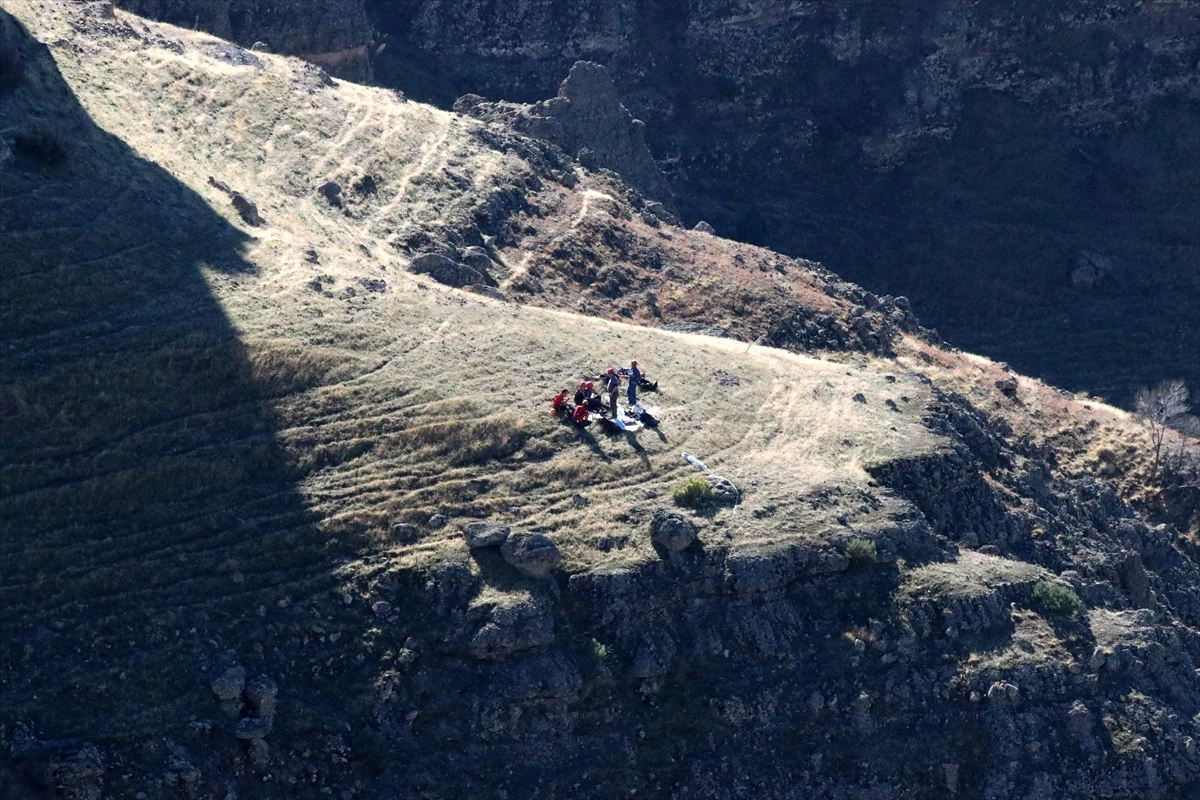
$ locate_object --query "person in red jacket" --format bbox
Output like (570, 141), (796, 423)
(551, 389), (568, 416)
(572, 403), (591, 427)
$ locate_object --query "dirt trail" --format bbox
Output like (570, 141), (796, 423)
(502, 188), (613, 291)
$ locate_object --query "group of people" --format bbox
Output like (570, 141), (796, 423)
(551, 360), (647, 427)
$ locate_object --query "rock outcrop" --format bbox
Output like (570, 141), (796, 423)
(115, 0), (372, 81)
(455, 61), (673, 206)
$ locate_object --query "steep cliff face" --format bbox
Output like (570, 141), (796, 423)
(115, 0), (373, 81)
(367, 0), (1200, 405)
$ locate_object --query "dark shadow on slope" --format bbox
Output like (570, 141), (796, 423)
(695, 91), (1200, 407)
(0, 12), (360, 745)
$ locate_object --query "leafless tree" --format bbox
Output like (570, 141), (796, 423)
(1135, 380), (1193, 482)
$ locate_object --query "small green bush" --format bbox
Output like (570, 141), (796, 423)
(590, 637), (608, 661)
(845, 538), (877, 564)
(672, 476), (714, 508)
(14, 123), (70, 166)
(0, 46), (23, 95)
(1032, 580), (1081, 617)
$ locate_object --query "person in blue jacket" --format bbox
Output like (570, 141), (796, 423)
(627, 360), (642, 406)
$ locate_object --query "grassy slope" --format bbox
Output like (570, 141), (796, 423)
(0, 1), (946, 740)
(2, 9), (1195, 790)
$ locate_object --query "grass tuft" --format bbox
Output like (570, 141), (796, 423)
(672, 475), (714, 508)
(845, 537), (877, 564)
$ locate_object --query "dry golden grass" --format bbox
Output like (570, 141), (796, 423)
(5, 0), (1141, 747)
(2, 1), (951, 611)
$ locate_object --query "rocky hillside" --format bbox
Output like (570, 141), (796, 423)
(106, 0), (1200, 403)
(1, 3), (1199, 799)
(114, 0), (373, 81)
(361, 0), (1200, 406)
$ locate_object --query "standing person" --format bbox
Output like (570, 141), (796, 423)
(628, 360), (642, 406)
(605, 368), (621, 417)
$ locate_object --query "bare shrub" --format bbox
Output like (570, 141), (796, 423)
(1135, 380), (1194, 482)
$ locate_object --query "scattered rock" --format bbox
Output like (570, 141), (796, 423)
(943, 762), (960, 794)
(649, 509), (698, 552)
(210, 665), (246, 702)
(467, 599), (554, 660)
(1067, 701), (1093, 737)
(407, 253), (484, 288)
(427, 513), (447, 529)
(1072, 251), (1115, 288)
(234, 717), (272, 740)
(463, 521), (510, 548)
(372, 601), (392, 617)
(245, 675), (278, 722)
(352, 174), (377, 196)
(995, 378), (1019, 398)
(712, 369), (741, 387)
(230, 192), (262, 226)
(202, 42), (262, 69)
(572, 494), (590, 508)
(316, 180), (342, 206)
(852, 393), (867, 404)
(705, 474), (739, 503)
(459, 246), (499, 281)
(391, 523), (420, 543)
(500, 532), (563, 577)
(693, 220), (716, 234)
(978, 545), (1001, 556)
(248, 738), (270, 767)
(304, 248), (319, 264)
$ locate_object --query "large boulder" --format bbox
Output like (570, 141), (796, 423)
(706, 474), (739, 503)
(649, 509), (698, 552)
(459, 246), (499, 284)
(230, 192), (262, 226)
(500, 532), (562, 577)
(210, 664), (246, 701)
(463, 521), (510, 548)
(245, 674), (278, 722)
(316, 180), (342, 206)
(407, 253), (484, 288)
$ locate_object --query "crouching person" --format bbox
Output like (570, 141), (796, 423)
(572, 403), (592, 427)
